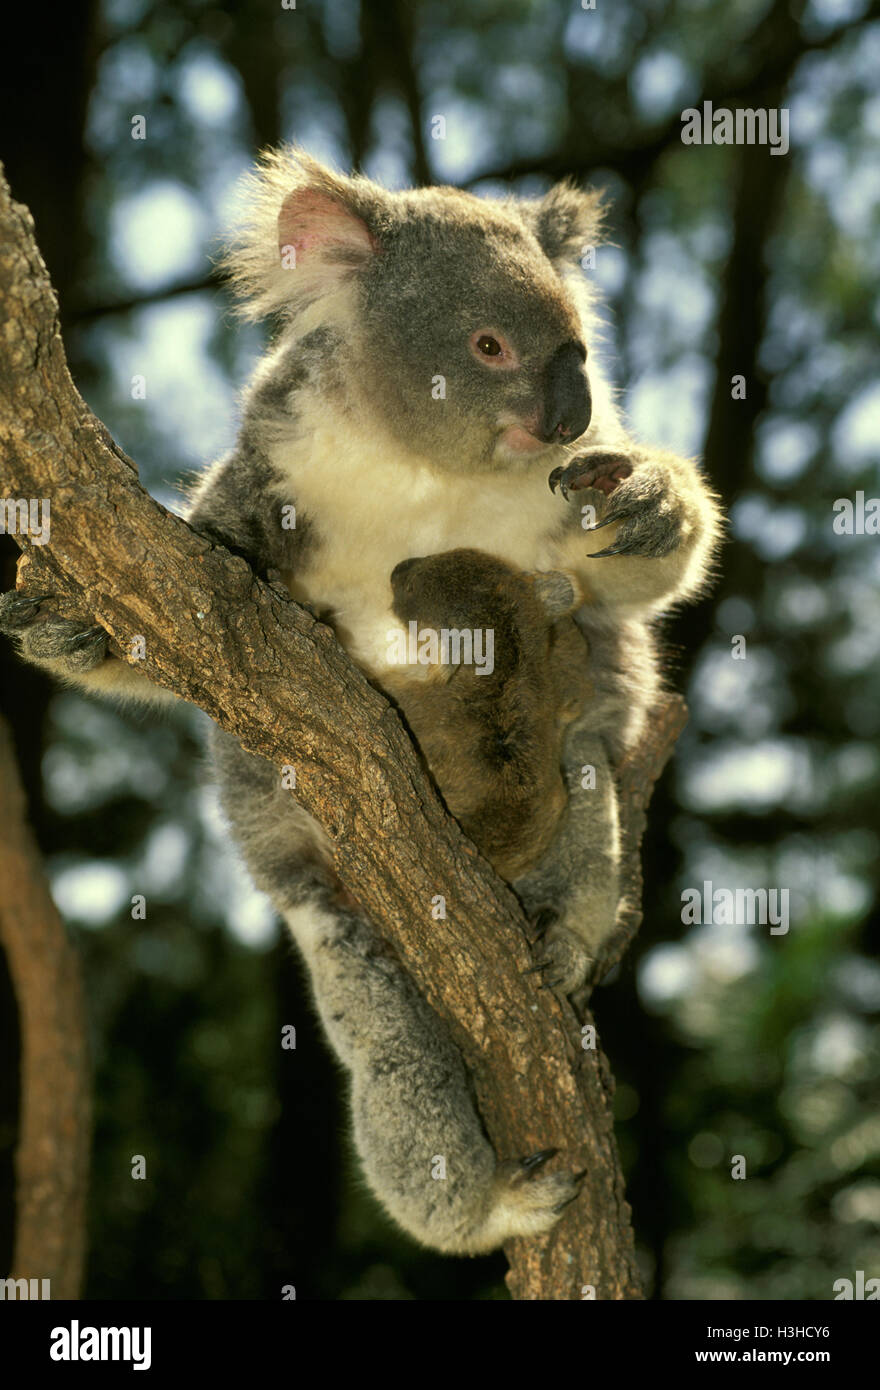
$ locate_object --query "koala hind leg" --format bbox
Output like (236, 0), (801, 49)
(285, 896), (582, 1254)
(212, 726), (583, 1253)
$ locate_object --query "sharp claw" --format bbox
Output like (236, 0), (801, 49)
(67, 625), (105, 648)
(531, 907), (557, 928)
(3, 592), (54, 623)
(553, 1191), (581, 1213)
(582, 508), (632, 533)
(538, 976), (565, 990)
(16, 592), (54, 608)
(586, 543), (636, 559)
(548, 467), (572, 501)
(522, 958), (555, 975)
(518, 1148), (559, 1177)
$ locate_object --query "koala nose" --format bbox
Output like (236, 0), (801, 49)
(539, 341), (591, 444)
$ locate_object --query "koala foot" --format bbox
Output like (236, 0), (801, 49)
(0, 590), (107, 675)
(487, 1149), (585, 1242)
(550, 448), (684, 558)
(524, 908), (593, 994)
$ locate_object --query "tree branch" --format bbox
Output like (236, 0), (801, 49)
(0, 166), (681, 1300)
(0, 715), (91, 1298)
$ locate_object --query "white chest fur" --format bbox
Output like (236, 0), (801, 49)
(268, 414), (574, 675)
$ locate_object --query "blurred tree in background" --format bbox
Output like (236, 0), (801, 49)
(1, 0), (878, 1300)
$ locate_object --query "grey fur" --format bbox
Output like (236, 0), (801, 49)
(0, 149), (723, 1254)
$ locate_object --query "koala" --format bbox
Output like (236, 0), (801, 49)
(0, 149), (722, 1255)
(384, 548), (590, 884)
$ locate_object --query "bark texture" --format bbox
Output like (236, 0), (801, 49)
(0, 717), (91, 1297)
(0, 166), (685, 1300)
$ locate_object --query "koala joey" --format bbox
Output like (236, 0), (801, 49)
(0, 149), (722, 1255)
(385, 548), (590, 884)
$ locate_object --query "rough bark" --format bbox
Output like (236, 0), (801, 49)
(0, 716), (91, 1297)
(0, 166), (684, 1300)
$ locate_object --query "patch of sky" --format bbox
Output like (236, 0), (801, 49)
(690, 646), (790, 738)
(730, 494), (808, 562)
(109, 181), (208, 291)
(177, 48), (242, 127)
(627, 354), (711, 457)
(196, 785), (278, 947)
(87, 39), (158, 153)
(755, 418), (820, 484)
(629, 49), (695, 123)
(100, 297), (240, 470)
(681, 739), (813, 813)
(50, 860), (131, 927)
(830, 384), (880, 472)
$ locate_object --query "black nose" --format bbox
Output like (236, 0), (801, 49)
(539, 341), (591, 444)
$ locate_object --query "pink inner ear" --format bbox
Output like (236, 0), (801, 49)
(277, 187), (375, 261)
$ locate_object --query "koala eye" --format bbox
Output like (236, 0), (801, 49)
(469, 329), (519, 369)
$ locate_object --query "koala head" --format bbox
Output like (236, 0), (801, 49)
(224, 149), (603, 471)
(389, 548), (580, 682)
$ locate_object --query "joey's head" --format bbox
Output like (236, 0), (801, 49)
(223, 149), (604, 471)
(390, 549), (581, 683)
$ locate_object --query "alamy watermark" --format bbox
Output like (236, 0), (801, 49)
(832, 491), (879, 535)
(681, 881), (790, 934)
(681, 101), (790, 156)
(386, 622), (495, 676)
(0, 1276), (51, 1299)
(0, 497), (51, 545)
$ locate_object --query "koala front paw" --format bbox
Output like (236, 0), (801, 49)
(550, 448), (684, 558)
(0, 591), (107, 675)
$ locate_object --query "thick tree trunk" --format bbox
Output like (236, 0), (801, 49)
(0, 168), (683, 1300)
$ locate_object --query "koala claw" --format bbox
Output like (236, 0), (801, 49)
(521, 958), (556, 976)
(515, 1148), (559, 1178)
(587, 542), (635, 559)
(494, 1149), (585, 1234)
(511, 1149), (585, 1217)
(527, 905), (557, 939)
(0, 591), (54, 629)
(549, 450), (634, 502)
(68, 625), (106, 648)
(552, 449), (684, 558)
(0, 590), (108, 675)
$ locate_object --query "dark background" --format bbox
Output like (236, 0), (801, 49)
(1, 0), (879, 1300)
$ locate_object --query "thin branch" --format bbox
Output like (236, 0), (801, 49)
(67, 271), (221, 325)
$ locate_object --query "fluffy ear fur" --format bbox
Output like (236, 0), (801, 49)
(220, 147), (383, 321)
(517, 180), (605, 272)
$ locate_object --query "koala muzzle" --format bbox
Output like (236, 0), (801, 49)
(539, 341), (592, 444)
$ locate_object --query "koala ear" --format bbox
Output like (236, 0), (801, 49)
(221, 146), (382, 321)
(520, 181), (605, 271)
(278, 186), (375, 264)
(527, 570), (582, 618)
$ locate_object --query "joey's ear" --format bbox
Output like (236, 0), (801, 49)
(220, 146), (383, 321)
(520, 181), (605, 270)
(527, 570), (582, 618)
